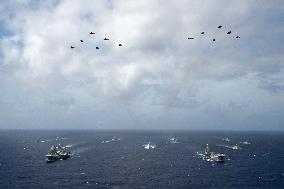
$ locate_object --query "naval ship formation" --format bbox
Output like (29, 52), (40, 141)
(45, 142), (226, 164)
(45, 145), (71, 162)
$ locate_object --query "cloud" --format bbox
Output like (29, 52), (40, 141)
(0, 0), (284, 129)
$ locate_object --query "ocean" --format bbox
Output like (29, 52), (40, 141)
(0, 130), (283, 189)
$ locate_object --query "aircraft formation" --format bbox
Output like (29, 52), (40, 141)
(69, 32), (122, 50)
(69, 25), (240, 49)
(187, 25), (240, 41)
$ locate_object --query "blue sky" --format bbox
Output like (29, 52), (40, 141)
(0, 0), (284, 130)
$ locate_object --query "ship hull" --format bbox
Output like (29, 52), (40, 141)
(45, 154), (70, 162)
(211, 154), (225, 163)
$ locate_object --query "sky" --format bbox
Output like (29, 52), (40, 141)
(0, 0), (284, 130)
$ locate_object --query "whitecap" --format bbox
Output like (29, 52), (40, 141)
(218, 144), (241, 150)
(65, 144), (74, 148)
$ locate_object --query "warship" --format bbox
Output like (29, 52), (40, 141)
(169, 137), (179, 144)
(203, 144), (225, 163)
(45, 145), (71, 162)
(143, 142), (156, 150)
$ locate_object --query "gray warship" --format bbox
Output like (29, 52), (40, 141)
(45, 145), (71, 162)
(203, 144), (225, 163)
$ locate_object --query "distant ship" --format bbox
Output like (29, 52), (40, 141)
(232, 144), (241, 150)
(45, 145), (71, 162)
(143, 142), (156, 150)
(169, 137), (179, 144)
(240, 141), (251, 145)
(101, 136), (122, 144)
(203, 144), (225, 163)
(222, 137), (230, 142)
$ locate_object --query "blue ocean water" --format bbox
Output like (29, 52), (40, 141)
(0, 130), (283, 189)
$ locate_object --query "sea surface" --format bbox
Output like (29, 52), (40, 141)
(0, 130), (283, 189)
